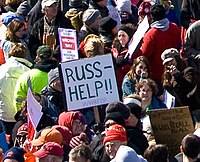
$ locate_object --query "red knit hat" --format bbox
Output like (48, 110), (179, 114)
(103, 124), (127, 145)
(138, 2), (151, 17)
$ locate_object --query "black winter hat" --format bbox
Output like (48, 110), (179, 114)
(69, 0), (83, 8)
(126, 103), (142, 119)
(106, 101), (130, 119)
(104, 112), (126, 128)
(118, 24), (135, 41)
(99, 16), (117, 33)
(150, 4), (166, 21)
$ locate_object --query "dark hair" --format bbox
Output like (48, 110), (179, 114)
(144, 144), (169, 162)
(150, 4), (166, 21)
(181, 133), (200, 159)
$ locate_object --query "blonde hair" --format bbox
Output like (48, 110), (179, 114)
(5, 0), (21, 5)
(83, 34), (104, 58)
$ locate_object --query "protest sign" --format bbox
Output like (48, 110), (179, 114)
(27, 89), (43, 140)
(148, 106), (194, 157)
(60, 54), (119, 111)
(127, 16), (149, 58)
(58, 28), (79, 62)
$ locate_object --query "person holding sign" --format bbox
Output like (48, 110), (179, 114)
(161, 48), (200, 119)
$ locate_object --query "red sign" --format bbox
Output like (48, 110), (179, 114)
(61, 36), (75, 50)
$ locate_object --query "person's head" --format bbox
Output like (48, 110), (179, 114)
(58, 111), (82, 135)
(103, 124), (127, 159)
(180, 133), (200, 160)
(8, 43), (26, 58)
(123, 94), (142, 127)
(92, 0), (107, 7)
(150, 4), (166, 22)
(99, 16), (118, 35)
(161, 48), (179, 67)
(31, 128), (63, 147)
(104, 112), (125, 131)
(5, 18), (26, 42)
(48, 67), (61, 92)
(3, 147), (24, 162)
(117, 24), (135, 47)
(138, 1), (152, 24)
(106, 101), (130, 120)
(69, 144), (92, 162)
(41, 0), (58, 20)
(127, 56), (150, 82)
(35, 45), (53, 62)
(116, 0), (132, 14)
(69, 0), (83, 9)
(15, 123), (28, 147)
(135, 78), (158, 102)
(144, 144), (169, 162)
(82, 9), (101, 30)
(83, 34), (104, 57)
(34, 142), (63, 162)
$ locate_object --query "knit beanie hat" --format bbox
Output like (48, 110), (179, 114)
(99, 16), (117, 33)
(118, 24), (134, 41)
(69, 0), (82, 8)
(104, 112), (126, 128)
(16, 1), (32, 16)
(3, 147), (25, 162)
(82, 9), (100, 26)
(48, 67), (59, 85)
(150, 4), (166, 21)
(103, 124), (127, 145)
(37, 45), (52, 58)
(92, 0), (103, 2)
(106, 101), (130, 119)
(138, 1), (151, 17)
(117, 0), (132, 14)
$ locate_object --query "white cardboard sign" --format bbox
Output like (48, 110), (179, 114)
(60, 54), (119, 111)
(58, 28), (79, 62)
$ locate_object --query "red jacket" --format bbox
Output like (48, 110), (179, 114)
(140, 22), (181, 83)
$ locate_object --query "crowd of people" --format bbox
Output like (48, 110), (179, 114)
(0, 0), (200, 161)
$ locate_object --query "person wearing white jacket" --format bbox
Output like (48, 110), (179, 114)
(0, 43), (32, 142)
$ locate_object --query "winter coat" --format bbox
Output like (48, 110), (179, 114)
(0, 57), (32, 122)
(140, 19), (181, 83)
(29, 10), (74, 59)
(164, 67), (200, 112)
(14, 59), (58, 111)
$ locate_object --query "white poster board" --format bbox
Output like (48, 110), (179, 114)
(60, 54), (119, 111)
(58, 28), (79, 62)
(127, 16), (149, 57)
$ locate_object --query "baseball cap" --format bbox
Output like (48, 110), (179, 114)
(161, 48), (179, 65)
(33, 142), (64, 158)
(42, 0), (58, 9)
(3, 147), (24, 162)
(31, 128), (63, 146)
(37, 45), (52, 58)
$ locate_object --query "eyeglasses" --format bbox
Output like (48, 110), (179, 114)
(16, 28), (26, 33)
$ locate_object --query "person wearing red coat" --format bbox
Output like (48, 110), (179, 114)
(140, 4), (181, 91)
